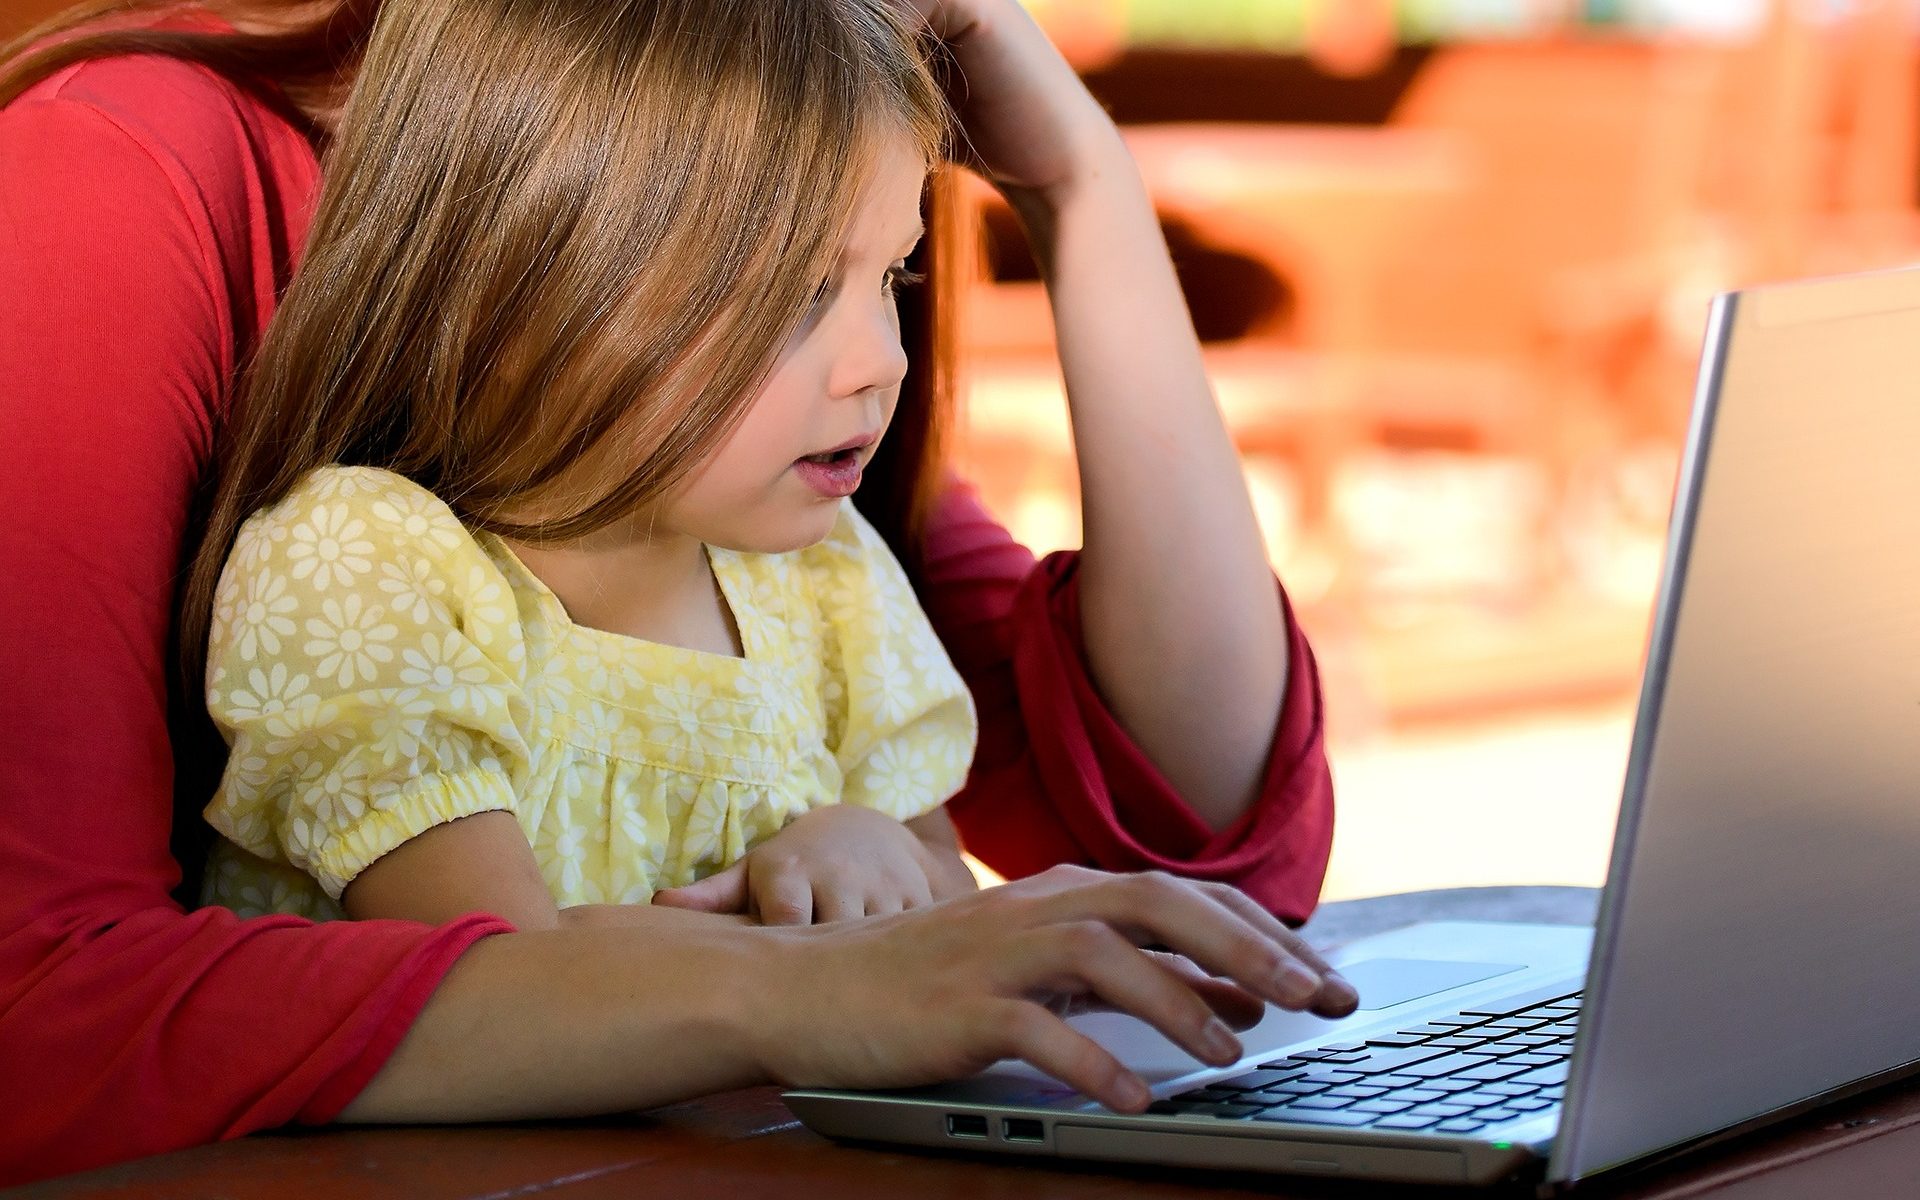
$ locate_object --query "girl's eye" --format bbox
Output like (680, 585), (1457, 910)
(883, 265), (926, 298)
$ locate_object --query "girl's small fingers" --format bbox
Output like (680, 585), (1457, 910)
(993, 1000), (1151, 1114)
(904, 869), (935, 910)
(756, 868), (815, 927)
(814, 882), (865, 925)
(867, 892), (907, 919)
(1025, 923), (1241, 1069)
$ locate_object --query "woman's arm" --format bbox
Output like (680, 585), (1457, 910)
(915, 1), (1287, 833)
(341, 865), (1357, 1124)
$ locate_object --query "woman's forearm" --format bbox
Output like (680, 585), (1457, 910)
(1007, 142), (1289, 833)
(338, 909), (770, 1123)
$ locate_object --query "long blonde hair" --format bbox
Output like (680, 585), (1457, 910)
(153, 0), (948, 693)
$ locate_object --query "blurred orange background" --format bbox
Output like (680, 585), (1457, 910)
(8, 0), (1914, 900)
(958, 0), (1918, 898)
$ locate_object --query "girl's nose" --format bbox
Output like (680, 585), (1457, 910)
(828, 299), (910, 401)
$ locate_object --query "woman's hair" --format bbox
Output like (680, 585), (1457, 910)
(2, 0), (964, 686)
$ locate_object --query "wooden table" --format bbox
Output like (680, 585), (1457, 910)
(19, 889), (1920, 1198)
(18, 1079), (1920, 1200)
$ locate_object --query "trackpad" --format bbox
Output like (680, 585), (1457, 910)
(1340, 958), (1525, 1010)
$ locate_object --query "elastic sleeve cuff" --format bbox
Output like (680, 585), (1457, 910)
(309, 769), (518, 900)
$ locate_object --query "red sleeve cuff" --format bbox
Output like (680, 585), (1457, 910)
(294, 913), (514, 1125)
(1002, 552), (1335, 923)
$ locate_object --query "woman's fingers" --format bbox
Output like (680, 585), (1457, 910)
(1149, 952), (1270, 1031)
(1199, 882), (1357, 1017)
(991, 1000), (1150, 1113)
(1021, 923), (1243, 1070)
(1020, 870), (1328, 1011)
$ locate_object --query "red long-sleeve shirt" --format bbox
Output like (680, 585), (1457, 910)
(0, 51), (1333, 1184)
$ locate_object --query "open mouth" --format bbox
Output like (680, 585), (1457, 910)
(799, 447), (862, 467)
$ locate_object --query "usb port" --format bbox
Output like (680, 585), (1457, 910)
(945, 1114), (988, 1139)
(1002, 1118), (1045, 1144)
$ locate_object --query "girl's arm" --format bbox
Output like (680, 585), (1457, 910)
(915, 0), (1287, 833)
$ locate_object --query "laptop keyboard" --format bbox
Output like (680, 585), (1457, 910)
(1149, 984), (1581, 1135)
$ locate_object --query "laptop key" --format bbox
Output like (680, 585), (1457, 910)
(1512, 1064), (1571, 1087)
(1459, 985), (1582, 1017)
(1171, 1087), (1243, 1103)
(1400, 1054), (1492, 1079)
(1288, 1094), (1358, 1110)
(1364, 1032), (1435, 1048)
(1217, 1069), (1307, 1091)
(1406, 1103), (1474, 1119)
(1482, 1082), (1540, 1097)
(1200, 1103), (1266, 1120)
(1476, 1107), (1521, 1124)
(1458, 1062), (1532, 1083)
(1395, 1088), (1448, 1104)
(1504, 1052), (1568, 1068)
(1424, 1077), (1484, 1094)
(1350, 1099), (1416, 1115)
(1253, 1107), (1378, 1128)
(1436, 1117), (1489, 1133)
(1374, 1114), (1444, 1130)
(1266, 1080), (1330, 1098)
(1508, 1097), (1556, 1112)
(1323, 1084), (1389, 1100)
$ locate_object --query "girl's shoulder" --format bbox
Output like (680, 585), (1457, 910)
(232, 466), (495, 585)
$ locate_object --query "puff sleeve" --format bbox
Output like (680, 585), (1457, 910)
(203, 468), (533, 901)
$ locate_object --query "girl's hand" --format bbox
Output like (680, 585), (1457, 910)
(651, 804), (975, 924)
(897, 0), (1124, 202)
(750, 864), (1360, 1112)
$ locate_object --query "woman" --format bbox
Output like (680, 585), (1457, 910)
(0, 0), (1340, 1183)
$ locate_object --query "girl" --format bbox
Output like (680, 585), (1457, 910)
(183, 0), (983, 930)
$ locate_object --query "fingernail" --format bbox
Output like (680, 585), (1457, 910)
(1326, 972), (1359, 1006)
(1201, 1017), (1241, 1063)
(1276, 962), (1322, 1004)
(1112, 1074), (1151, 1111)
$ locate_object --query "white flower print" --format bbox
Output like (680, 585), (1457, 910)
(377, 556), (449, 626)
(363, 688), (440, 770)
(286, 503), (376, 591)
(305, 756), (370, 829)
(303, 593), (398, 688)
(368, 486), (466, 551)
(398, 630), (496, 717)
(230, 569), (299, 662)
(857, 644), (914, 726)
(645, 678), (724, 772)
(576, 642), (632, 702)
(855, 737), (939, 813)
(461, 564), (513, 646)
(221, 662), (315, 727)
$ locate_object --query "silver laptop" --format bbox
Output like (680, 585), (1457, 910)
(785, 263), (1920, 1188)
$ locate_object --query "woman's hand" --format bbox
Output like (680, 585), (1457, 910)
(897, 0), (1123, 202)
(651, 804), (975, 924)
(343, 865), (1355, 1125)
(749, 864), (1359, 1112)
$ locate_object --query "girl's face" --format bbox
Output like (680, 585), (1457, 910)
(660, 126), (929, 554)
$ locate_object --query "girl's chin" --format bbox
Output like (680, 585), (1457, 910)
(702, 499), (843, 556)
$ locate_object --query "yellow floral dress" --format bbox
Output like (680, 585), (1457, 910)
(200, 465), (978, 920)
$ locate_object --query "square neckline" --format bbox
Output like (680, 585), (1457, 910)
(482, 534), (767, 670)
